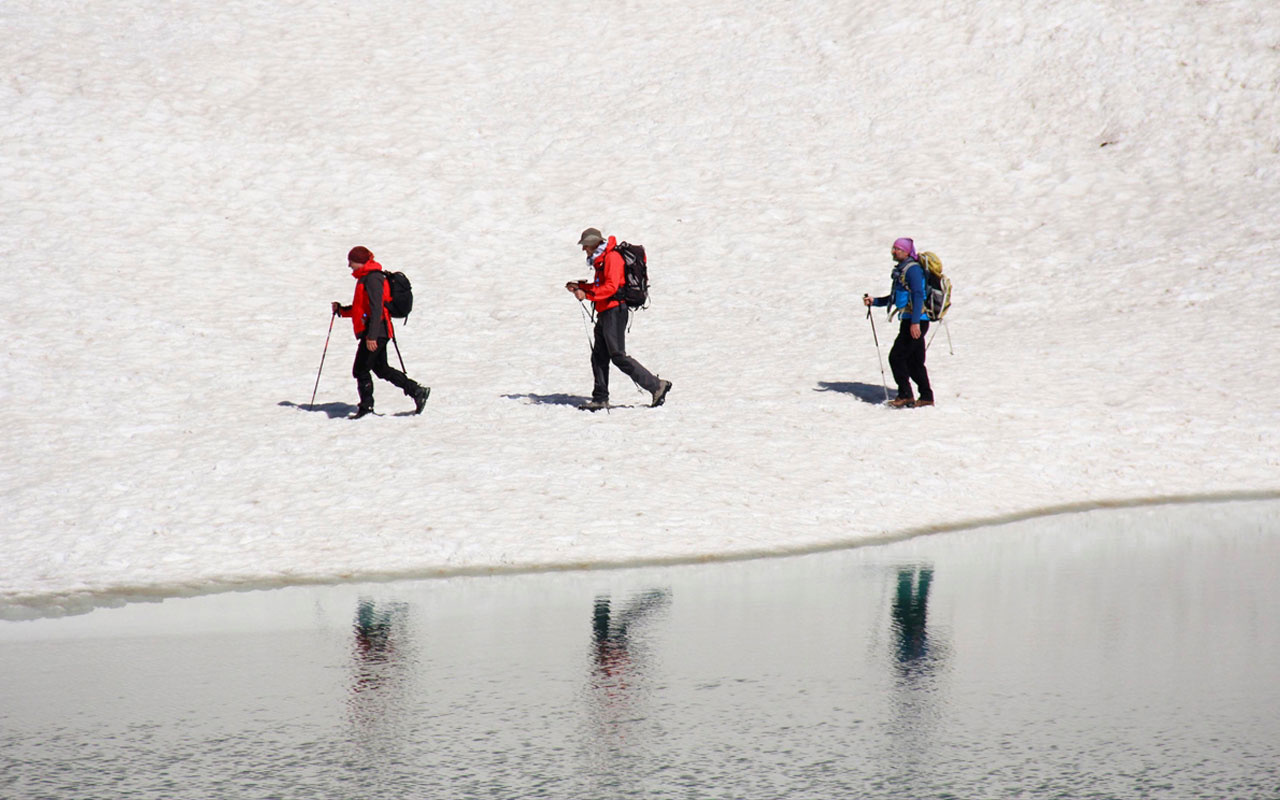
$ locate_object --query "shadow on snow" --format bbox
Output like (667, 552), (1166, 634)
(814, 381), (894, 405)
(502, 392), (590, 407)
(278, 400), (358, 419)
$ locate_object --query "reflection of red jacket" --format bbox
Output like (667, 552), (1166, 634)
(339, 261), (393, 339)
(580, 236), (624, 313)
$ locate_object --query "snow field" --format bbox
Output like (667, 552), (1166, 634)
(1, 0), (1278, 618)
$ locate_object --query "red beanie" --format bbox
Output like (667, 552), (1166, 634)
(347, 246), (373, 264)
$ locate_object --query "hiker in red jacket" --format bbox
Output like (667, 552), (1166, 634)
(331, 246), (429, 419)
(565, 228), (671, 411)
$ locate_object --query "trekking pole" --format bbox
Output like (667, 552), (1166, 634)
(925, 319), (954, 355)
(578, 299), (595, 351)
(309, 311), (337, 410)
(865, 301), (890, 403)
(391, 335), (408, 375)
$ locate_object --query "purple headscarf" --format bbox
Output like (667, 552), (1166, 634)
(893, 237), (917, 260)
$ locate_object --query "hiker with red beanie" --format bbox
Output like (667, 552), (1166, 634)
(863, 237), (935, 408)
(331, 246), (429, 419)
(565, 227), (671, 411)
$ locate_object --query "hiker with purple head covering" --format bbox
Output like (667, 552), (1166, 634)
(863, 237), (935, 408)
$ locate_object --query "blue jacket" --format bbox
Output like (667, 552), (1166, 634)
(871, 259), (927, 323)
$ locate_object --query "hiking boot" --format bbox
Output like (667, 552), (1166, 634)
(651, 379), (673, 408)
(888, 396), (914, 408)
(579, 399), (610, 412)
(413, 385), (431, 415)
(913, 399), (935, 408)
(350, 405), (375, 419)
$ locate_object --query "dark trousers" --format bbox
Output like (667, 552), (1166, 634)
(592, 305), (659, 402)
(888, 319), (933, 402)
(352, 337), (419, 409)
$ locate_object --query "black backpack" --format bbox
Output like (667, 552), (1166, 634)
(382, 271), (414, 320)
(612, 242), (649, 309)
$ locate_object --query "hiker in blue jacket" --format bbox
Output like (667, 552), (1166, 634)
(863, 237), (935, 408)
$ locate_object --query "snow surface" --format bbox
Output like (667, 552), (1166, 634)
(2, 0), (1278, 620)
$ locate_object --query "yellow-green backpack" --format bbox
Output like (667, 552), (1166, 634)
(919, 251), (952, 321)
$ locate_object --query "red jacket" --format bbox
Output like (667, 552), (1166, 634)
(580, 236), (624, 313)
(339, 260), (394, 339)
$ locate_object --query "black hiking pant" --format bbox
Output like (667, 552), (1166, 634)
(888, 319), (933, 402)
(591, 305), (660, 402)
(352, 337), (420, 410)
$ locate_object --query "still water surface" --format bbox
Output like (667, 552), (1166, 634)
(2, 500), (1278, 799)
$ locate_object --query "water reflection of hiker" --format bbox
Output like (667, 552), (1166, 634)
(331, 246), (430, 419)
(863, 237), (935, 408)
(354, 599), (394, 663)
(351, 598), (411, 691)
(347, 599), (414, 782)
(891, 567), (934, 673)
(591, 589), (671, 689)
(565, 228), (672, 412)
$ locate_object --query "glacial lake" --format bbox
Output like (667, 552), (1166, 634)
(2, 499), (1277, 799)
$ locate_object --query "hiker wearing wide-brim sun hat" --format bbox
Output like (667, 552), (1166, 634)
(577, 227), (604, 250)
(565, 227), (672, 412)
(330, 245), (430, 419)
(863, 236), (935, 408)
